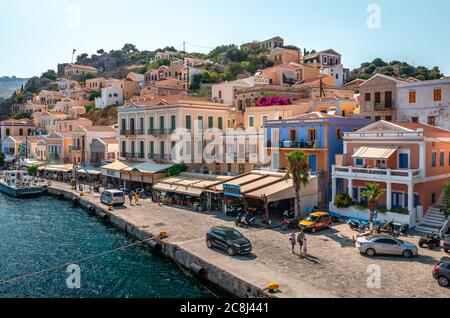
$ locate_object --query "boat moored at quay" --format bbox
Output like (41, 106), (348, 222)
(0, 170), (45, 197)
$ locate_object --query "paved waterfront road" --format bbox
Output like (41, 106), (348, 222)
(56, 183), (450, 298)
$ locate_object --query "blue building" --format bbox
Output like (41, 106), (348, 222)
(265, 112), (372, 207)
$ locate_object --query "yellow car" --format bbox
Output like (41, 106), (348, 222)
(298, 212), (332, 233)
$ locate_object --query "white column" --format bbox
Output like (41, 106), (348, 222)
(419, 142), (426, 177)
(332, 177), (337, 202)
(386, 182), (392, 211)
(408, 183), (415, 225)
(348, 178), (353, 199)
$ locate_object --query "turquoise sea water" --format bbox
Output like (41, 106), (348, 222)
(0, 194), (212, 298)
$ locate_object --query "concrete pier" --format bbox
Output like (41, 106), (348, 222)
(46, 182), (450, 298)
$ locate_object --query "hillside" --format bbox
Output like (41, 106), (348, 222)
(349, 58), (444, 81)
(0, 76), (28, 99)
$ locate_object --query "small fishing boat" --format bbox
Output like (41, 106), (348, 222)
(0, 170), (45, 197)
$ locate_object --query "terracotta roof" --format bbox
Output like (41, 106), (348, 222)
(390, 121), (450, 135)
(82, 126), (117, 132)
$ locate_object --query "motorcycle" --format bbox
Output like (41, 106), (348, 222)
(235, 212), (256, 228)
(374, 221), (395, 235)
(226, 205), (244, 217)
(419, 234), (441, 250)
(347, 219), (369, 232)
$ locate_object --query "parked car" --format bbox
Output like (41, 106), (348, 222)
(433, 257), (450, 287)
(206, 226), (252, 256)
(356, 234), (418, 258)
(443, 236), (450, 254)
(299, 212), (332, 233)
(100, 189), (125, 206)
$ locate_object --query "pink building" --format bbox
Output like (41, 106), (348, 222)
(330, 121), (450, 231)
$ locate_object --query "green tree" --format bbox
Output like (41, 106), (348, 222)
(284, 150), (310, 218)
(167, 163), (188, 177)
(361, 182), (385, 234)
(41, 69), (57, 80)
(122, 43), (138, 54)
(79, 72), (97, 83)
(97, 49), (106, 55)
(27, 165), (39, 176)
(442, 180), (450, 219)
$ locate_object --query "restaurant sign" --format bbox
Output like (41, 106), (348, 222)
(223, 184), (241, 198)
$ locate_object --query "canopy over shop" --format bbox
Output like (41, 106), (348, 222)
(207, 170), (319, 221)
(76, 165), (102, 182)
(153, 173), (231, 211)
(100, 161), (173, 190)
(38, 164), (74, 181)
(121, 162), (174, 191)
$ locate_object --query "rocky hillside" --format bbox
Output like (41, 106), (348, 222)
(0, 76), (28, 99)
(349, 58), (444, 81)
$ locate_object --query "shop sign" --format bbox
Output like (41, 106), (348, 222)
(223, 184), (241, 198)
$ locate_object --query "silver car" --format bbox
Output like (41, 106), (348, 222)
(356, 234), (418, 258)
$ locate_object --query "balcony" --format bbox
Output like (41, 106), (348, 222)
(279, 140), (319, 149)
(121, 129), (144, 136)
(148, 128), (176, 136)
(333, 166), (423, 184)
(147, 153), (172, 161)
(121, 153), (145, 159)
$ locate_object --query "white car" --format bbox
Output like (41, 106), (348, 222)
(100, 190), (125, 206)
(356, 234), (418, 258)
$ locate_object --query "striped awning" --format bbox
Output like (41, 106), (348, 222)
(352, 146), (398, 159)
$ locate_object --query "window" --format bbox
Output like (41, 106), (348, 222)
(365, 93), (371, 101)
(411, 117), (419, 123)
(149, 141), (154, 155)
(159, 116), (165, 130)
(208, 116), (214, 129)
(160, 141), (165, 156)
(218, 117), (223, 130)
(399, 152), (409, 169)
(374, 92), (381, 104)
(375, 116), (381, 121)
(440, 152), (445, 167)
(355, 158), (364, 166)
(139, 141), (144, 157)
(336, 128), (342, 140)
(307, 129), (317, 142)
(218, 91), (222, 99)
(428, 116), (436, 126)
(19, 128), (23, 136)
(171, 115), (176, 130)
(385, 116), (392, 121)
(121, 141), (126, 154)
(434, 89), (442, 102)
(308, 154), (317, 172)
(409, 91), (416, 103)
(149, 117), (154, 133)
(248, 116), (255, 128)
(432, 152), (437, 167)
(186, 115), (192, 130)
(197, 116), (203, 129)
(239, 164), (245, 175)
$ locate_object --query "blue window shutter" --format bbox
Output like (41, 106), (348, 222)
(309, 154), (317, 172)
(399, 153), (409, 169)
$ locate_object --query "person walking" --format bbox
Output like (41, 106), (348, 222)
(128, 191), (134, 206)
(302, 237), (308, 256)
(297, 229), (305, 256)
(134, 192), (140, 206)
(289, 233), (296, 254)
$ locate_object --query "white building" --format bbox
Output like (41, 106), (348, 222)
(211, 78), (255, 105)
(303, 49), (346, 87)
(396, 77), (450, 130)
(95, 85), (124, 109)
(321, 64), (347, 87)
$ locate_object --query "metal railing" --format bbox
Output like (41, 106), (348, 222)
(280, 140), (318, 149)
(333, 166), (422, 179)
(147, 153), (172, 161)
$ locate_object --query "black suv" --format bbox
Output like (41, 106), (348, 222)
(433, 257), (450, 287)
(206, 226), (252, 256)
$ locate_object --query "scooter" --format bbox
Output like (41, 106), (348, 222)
(419, 234), (441, 250)
(347, 219), (369, 232)
(235, 212), (256, 228)
(226, 205), (244, 217)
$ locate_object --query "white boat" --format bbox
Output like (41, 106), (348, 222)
(0, 170), (45, 197)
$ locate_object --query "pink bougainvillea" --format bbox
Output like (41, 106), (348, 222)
(256, 96), (292, 106)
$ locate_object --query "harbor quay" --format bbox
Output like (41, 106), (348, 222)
(48, 181), (450, 298)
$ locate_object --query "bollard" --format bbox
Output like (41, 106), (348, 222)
(267, 282), (280, 294)
(159, 230), (168, 239)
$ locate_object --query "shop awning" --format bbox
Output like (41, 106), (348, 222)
(39, 164), (73, 172)
(245, 179), (296, 202)
(77, 166), (102, 175)
(122, 162), (173, 174)
(240, 176), (281, 194)
(173, 186), (203, 197)
(101, 161), (133, 171)
(352, 146), (398, 159)
(214, 174), (266, 191)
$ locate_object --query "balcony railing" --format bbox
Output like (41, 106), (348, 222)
(148, 128), (176, 136)
(280, 140), (318, 149)
(147, 153), (172, 161)
(121, 153), (145, 159)
(120, 129), (145, 136)
(333, 165), (422, 182)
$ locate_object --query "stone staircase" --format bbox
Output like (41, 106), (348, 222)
(416, 202), (448, 234)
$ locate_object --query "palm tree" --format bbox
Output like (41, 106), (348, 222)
(284, 150), (310, 218)
(361, 182), (385, 234)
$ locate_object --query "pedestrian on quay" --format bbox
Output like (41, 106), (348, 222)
(281, 217), (289, 232)
(289, 232), (296, 254)
(302, 237), (308, 257)
(134, 192), (140, 205)
(128, 191), (134, 206)
(297, 229), (305, 256)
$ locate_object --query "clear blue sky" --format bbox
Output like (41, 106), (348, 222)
(1, 0), (449, 78)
